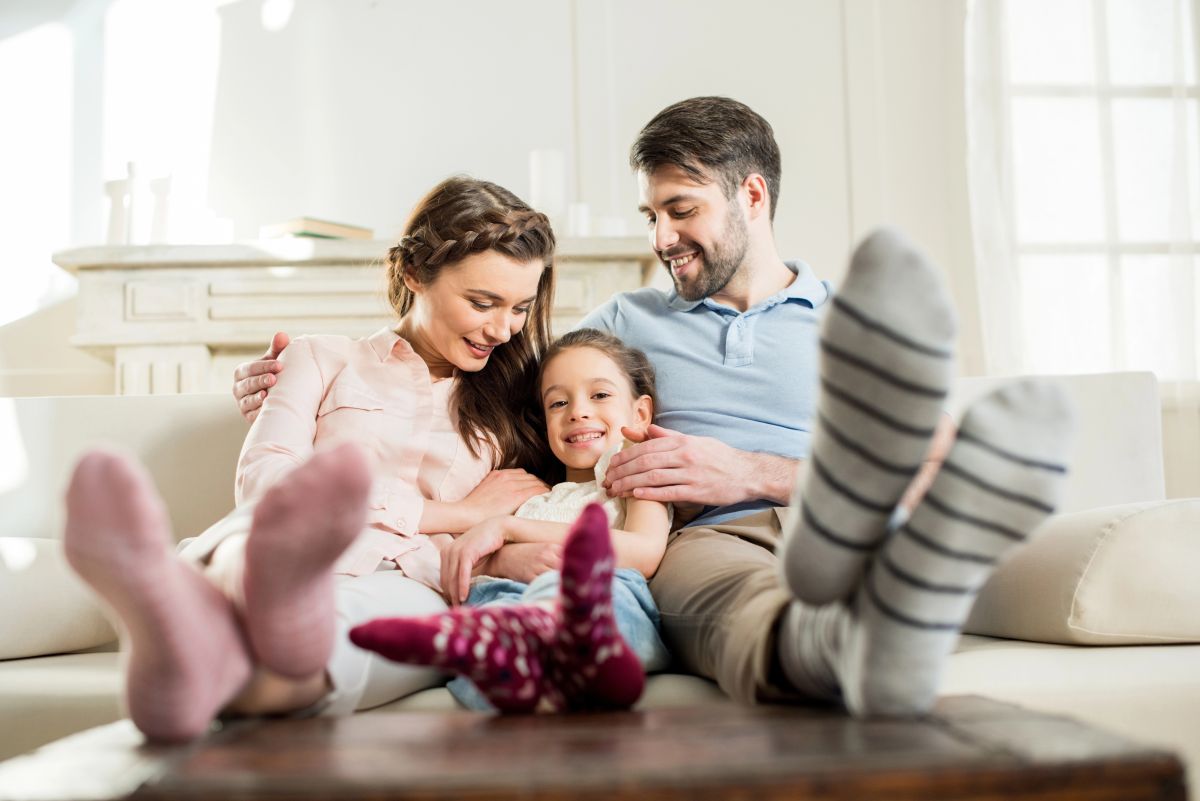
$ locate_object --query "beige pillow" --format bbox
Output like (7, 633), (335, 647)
(0, 538), (117, 660)
(965, 499), (1200, 644)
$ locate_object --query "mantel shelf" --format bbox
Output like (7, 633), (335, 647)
(59, 238), (657, 395)
(52, 237), (653, 272)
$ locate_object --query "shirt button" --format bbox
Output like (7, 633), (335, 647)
(396, 517), (407, 529)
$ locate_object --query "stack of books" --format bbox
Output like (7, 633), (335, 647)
(260, 217), (373, 240)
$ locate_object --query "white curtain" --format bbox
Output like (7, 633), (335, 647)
(965, 0), (1199, 382)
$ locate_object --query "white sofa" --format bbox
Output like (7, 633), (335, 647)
(1, 373), (1198, 791)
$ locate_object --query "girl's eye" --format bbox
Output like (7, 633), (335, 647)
(592, 392), (611, 400)
(644, 216), (656, 227)
(515, 306), (530, 315)
(470, 300), (492, 311)
(548, 400), (566, 409)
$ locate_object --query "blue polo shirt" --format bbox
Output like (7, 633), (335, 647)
(576, 260), (832, 527)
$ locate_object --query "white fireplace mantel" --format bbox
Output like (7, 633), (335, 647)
(54, 238), (657, 395)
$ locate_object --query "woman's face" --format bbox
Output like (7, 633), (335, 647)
(540, 347), (652, 482)
(401, 251), (544, 378)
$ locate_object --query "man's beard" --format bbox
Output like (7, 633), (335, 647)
(669, 207), (750, 302)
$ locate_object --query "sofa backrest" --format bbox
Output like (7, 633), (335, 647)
(949, 371), (1165, 514)
(0, 371), (1167, 543)
(1, 394), (244, 543)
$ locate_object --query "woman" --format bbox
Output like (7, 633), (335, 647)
(64, 177), (563, 740)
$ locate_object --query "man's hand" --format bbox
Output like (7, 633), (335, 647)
(461, 469), (550, 523)
(898, 412), (957, 512)
(441, 517), (510, 605)
(480, 542), (563, 585)
(233, 332), (290, 423)
(603, 423), (781, 507)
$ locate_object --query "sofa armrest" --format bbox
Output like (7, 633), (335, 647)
(0, 538), (117, 660)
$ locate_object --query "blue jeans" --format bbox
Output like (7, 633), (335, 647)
(447, 568), (671, 710)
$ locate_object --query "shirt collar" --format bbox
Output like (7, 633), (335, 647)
(369, 326), (459, 381)
(666, 260), (830, 313)
(367, 326), (404, 361)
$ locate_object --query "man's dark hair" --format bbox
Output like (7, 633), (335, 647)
(630, 96), (782, 221)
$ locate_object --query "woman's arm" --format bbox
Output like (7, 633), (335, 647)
(440, 499), (671, 603)
(420, 469), (550, 534)
(236, 338), (324, 505)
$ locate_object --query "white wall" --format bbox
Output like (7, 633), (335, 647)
(0, 299), (113, 397)
(0, 0), (978, 324)
(1, 0), (987, 387)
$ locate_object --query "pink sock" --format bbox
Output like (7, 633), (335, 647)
(64, 450), (252, 742)
(242, 443), (371, 678)
(350, 503), (645, 712)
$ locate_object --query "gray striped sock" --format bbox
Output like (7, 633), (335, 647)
(838, 380), (1074, 716)
(781, 228), (956, 605)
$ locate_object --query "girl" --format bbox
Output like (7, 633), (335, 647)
(350, 328), (673, 712)
(62, 176), (565, 741)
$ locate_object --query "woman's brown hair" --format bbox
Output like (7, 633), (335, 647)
(385, 176), (555, 472)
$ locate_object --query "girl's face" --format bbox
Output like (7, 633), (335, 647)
(401, 251), (543, 379)
(540, 346), (653, 482)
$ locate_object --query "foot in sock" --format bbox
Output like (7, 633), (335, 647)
(554, 505), (646, 709)
(242, 443), (371, 678)
(64, 450), (252, 742)
(350, 504), (645, 712)
(353, 603), (560, 712)
(838, 380), (1074, 716)
(782, 228), (958, 605)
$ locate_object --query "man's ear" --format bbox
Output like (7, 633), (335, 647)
(742, 173), (770, 220)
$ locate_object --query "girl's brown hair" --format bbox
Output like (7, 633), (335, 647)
(385, 176), (556, 471)
(533, 328), (658, 484)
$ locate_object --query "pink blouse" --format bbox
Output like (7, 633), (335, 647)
(236, 327), (493, 589)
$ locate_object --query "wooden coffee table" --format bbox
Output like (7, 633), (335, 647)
(0, 696), (1185, 800)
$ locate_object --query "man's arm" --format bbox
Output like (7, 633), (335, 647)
(233, 332), (290, 422)
(897, 412), (957, 512)
(603, 413), (955, 512)
(603, 424), (802, 507)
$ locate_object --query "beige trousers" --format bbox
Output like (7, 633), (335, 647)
(649, 508), (807, 704)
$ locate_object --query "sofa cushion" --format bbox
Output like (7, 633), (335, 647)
(965, 499), (1200, 644)
(0, 650), (123, 761)
(0, 538), (117, 660)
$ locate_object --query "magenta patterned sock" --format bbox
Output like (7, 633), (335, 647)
(351, 603), (559, 712)
(349, 504), (645, 712)
(553, 504), (646, 709)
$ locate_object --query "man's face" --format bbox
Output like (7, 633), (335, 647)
(637, 165), (750, 302)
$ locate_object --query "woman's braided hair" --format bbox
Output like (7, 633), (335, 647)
(385, 176), (557, 474)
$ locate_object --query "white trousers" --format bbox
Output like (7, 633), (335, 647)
(180, 505), (450, 716)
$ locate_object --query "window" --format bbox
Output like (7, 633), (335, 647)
(968, 0), (1200, 380)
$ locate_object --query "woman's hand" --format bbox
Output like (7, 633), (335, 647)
(441, 517), (511, 605)
(462, 469), (549, 524)
(482, 542), (563, 584)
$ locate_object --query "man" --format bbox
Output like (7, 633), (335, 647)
(234, 97), (1071, 715)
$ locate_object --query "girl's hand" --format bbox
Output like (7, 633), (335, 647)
(462, 469), (549, 525)
(441, 517), (510, 605)
(483, 542), (563, 584)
